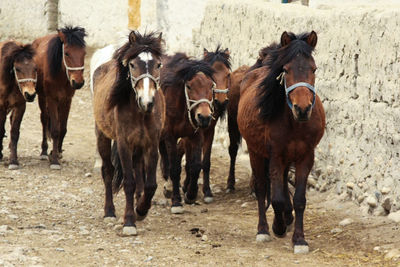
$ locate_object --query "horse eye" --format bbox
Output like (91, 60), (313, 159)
(130, 62), (135, 69)
(65, 52), (70, 57)
(15, 67), (21, 72)
(157, 63), (162, 69)
(312, 68), (317, 73)
(186, 85), (191, 90)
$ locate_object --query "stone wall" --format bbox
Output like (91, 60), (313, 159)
(191, 0), (400, 215)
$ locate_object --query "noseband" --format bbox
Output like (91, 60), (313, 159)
(13, 66), (37, 93)
(62, 44), (84, 81)
(277, 72), (316, 109)
(184, 82), (215, 131)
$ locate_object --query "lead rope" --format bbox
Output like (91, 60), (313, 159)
(13, 66), (37, 93)
(184, 82), (215, 132)
(62, 44), (84, 81)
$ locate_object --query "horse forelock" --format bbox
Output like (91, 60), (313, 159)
(203, 44), (231, 70)
(256, 31), (316, 121)
(1, 42), (35, 86)
(59, 26), (87, 47)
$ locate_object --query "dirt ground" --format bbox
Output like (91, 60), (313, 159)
(1, 57), (399, 266)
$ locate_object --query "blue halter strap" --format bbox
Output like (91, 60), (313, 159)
(278, 72), (316, 109)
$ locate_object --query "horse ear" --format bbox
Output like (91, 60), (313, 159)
(224, 48), (230, 56)
(57, 29), (66, 43)
(122, 58), (128, 67)
(306, 31), (318, 48)
(280, 31), (292, 47)
(158, 32), (163, 42)
(203, 48), (209, 57)
(129, 31), (137, 44)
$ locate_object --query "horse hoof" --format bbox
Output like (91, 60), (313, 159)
(135, 208), (147, 221)
(294, 245), (309, 254)
(40, 155), (48, 160)
(122, 226), (137, 236)
(163, 181), (173, 199)
(50, 164), (61, 170)
(184, 193), (196, 204)
(256, 234), (272, 242)
(103, 217), (117, 224)
(204, 196), (214, 204)
(171, 206), (184, 214)
(8, 164), (19, 170)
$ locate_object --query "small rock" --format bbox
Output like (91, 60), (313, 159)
(346, 182), (355, 189)
(213, 187), (222, 194)
(144, 256), (153, 262)
(114, 225), (123, 231)
(133, 240), (143, 245)
(381, 187), (391, 194)
(55, 248), (65, 252)
(373, 246), (380, 251)
(307, 177), (317, 188)
(357, 195), (365, 204)
(0, 225), (12, 233)
(366, 196), (377, 208)
(384, 248), (400, 260)
(157, 199), (168, 207)
(201, 235), (208, 241)
(241, 202), (248, 208)
(330, 228), (343, 234)
(388, 210), (400, 223)
(339, 218), (353, 227)
(200, 208), (208, 213)
(85, 172), (92, 178)
(382, 198), (392, 212)
(7, 214), (18, 220)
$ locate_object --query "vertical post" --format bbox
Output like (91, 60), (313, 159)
(128, 0), (141, 29)
(45, 0), (59, 32)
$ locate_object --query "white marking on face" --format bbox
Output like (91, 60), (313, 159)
(137, 52), (155, 108)
(138, 52), (153, 62)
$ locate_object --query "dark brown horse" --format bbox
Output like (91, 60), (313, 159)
(167, 46), (231, 203)
(93, 31), (165, 236)
(32, 26), (86, 169)
(159, 53), (215, 213)
(238, 31), (325, 254)
(0, 41), (37, 169)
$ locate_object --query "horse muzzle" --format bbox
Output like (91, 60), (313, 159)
(138, 97), (155, 114)
(24, 91), (37, 102)
(196, 113), (212, 128)
(71, 79), (84, 90)
(293, 104), (312, 122)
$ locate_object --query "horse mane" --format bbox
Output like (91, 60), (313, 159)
(108, 31), (164, 110)
(203, 45), (231, 70)
(47, 26), (86, 78)
(1, 42), (35, 87)
(161, 52), (215, 90)
(257, 32), (315, 121)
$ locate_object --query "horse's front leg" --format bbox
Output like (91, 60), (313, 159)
(47, 100), (61, 169)
(136, 144), (158, 221)
(292, 152), (314, 254)
(159, 139), (172, 198)
(132, 152), (144, 203)
(8, 104), (26, 169)
(57, 98), (72, 157)
(38, 95), (49, 159)
(117, 140), (137, 235)
(166, 136), (183, 214)
(202, 126), (215, 203)
(183, 136), (202, 204)
(227, 114), (240, 192)
(0, 107), (7, 161)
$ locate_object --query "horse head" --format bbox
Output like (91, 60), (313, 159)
(280, 31), (318, 122)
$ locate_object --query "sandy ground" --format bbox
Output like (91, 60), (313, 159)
(0, 56), (399, 267)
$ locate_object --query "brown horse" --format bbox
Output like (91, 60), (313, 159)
(32, 26), (86, 169)
(0, 41), (37, 169)
(168, 46), (231, 203)
(159, 53), (215, 213)
(93, 31), (165, 236)
(238, 31), (325, 254)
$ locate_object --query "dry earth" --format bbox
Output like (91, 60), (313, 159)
(0, 55), (399, 266)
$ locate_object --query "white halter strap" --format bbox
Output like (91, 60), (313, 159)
(13, 66), (37, 93)
(62, 44), (84, 80)
(184, 82), (215, 131)
(128, 63), (160, 107)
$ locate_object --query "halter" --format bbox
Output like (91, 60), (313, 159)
(13, 66), (37, 93)
(184, 82), (215, 131)
(62, 44), (84, 81)
(128, 62), (160, 106)
(276, 72), (316, 109)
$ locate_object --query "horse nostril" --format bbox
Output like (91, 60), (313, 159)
(147, 101), (154, 111)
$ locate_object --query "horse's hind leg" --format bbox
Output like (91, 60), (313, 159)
(248, 149), (271, 242)
(38, 95), (49, 160)
(57, 98), (72, 158)
(227, 114), (240, 192)
(136, 144), (158, 221)
(283, 165), (294, 232)
(184, 137), (202, 204)
(97, 128), (115, 218)
(47, 100), (61, 169)
(159, 139), (172, 198)
(292, 153), (314, 254)
(0, 107), (7, 160)
(132, 150), (144, 203)
(201, 127), (215, 203)
(8, 104), (26, 169)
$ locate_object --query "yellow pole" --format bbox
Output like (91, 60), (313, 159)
(128, 0), (141, 29)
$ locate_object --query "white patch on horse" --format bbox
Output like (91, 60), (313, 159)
(137, 52), (155, 106)
(138, 52), (153, 62)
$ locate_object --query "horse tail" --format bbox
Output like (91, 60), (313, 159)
(111, 141), (123, 193)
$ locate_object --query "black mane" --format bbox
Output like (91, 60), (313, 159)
(160, 52), (215, 90)
(257, 32), (315, 121)
(108, 31), (164, 110)
(47, 26), (86, 78)
(1, 42), (35, 87)
(203, 45), (231, 70)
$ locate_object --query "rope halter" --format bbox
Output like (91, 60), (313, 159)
(184, 82), (215, 131)
(276, 71), (316, 109)
(62, 44), (84, 81)
(13, 66), (37, 93)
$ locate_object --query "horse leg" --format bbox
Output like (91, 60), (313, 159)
(292, 153), (314, 254)
(58, 98), (72, 157)
(270, 154), (288, 238)
(136, 143), (158, 221)
(183, 137), (202, 204)
(202, 127), (215, 203)
(38, 95), (49, 159)
(132, 150), (144, 204)
(283, 165), (294, 232)
(166, 137), (183, 214)
(117, 140), (137, 235)
(47, 100), (61, 169)
(159, 139), (172, 198)
(96, 127), (115, 218)
(248, 149), (271, 242)
(227, 114), (240, 192)
(0, 107), (6, 161)
(8, 104), (26, 169)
